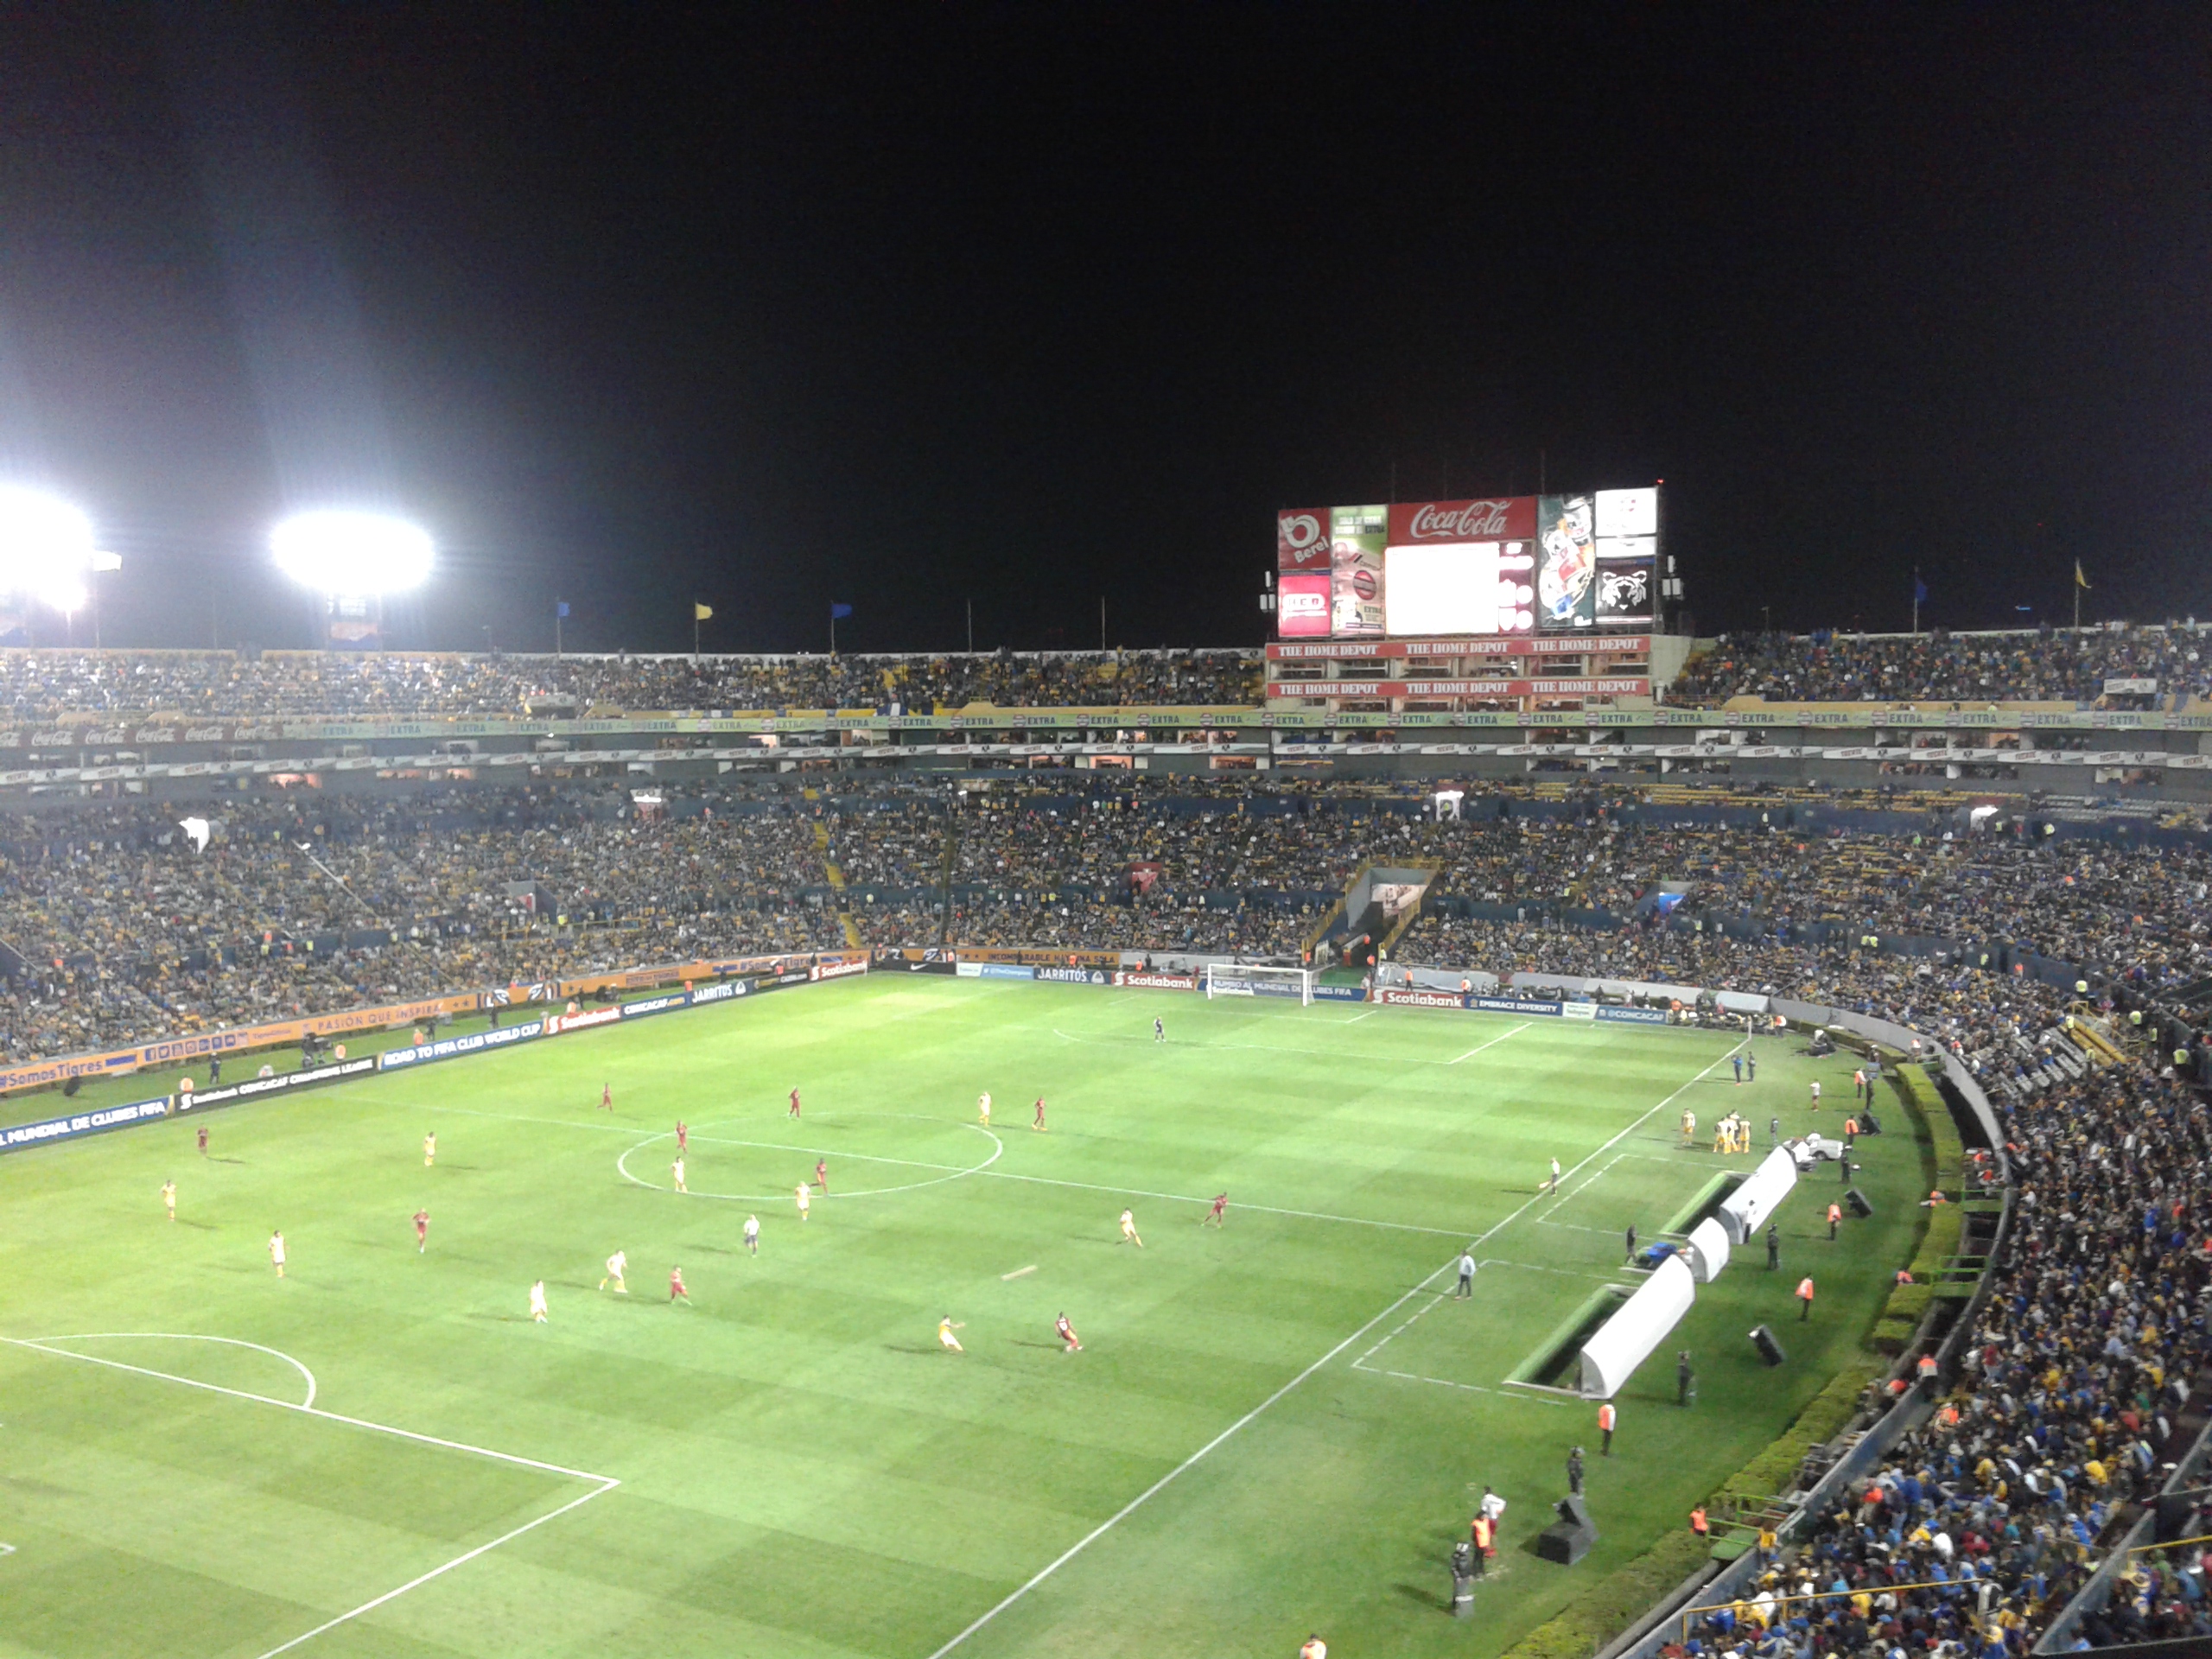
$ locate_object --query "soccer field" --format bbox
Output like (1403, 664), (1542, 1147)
(0, 977), (1931, 1658)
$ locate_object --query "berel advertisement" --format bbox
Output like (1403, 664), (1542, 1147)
(1276, 509), (1332, 573)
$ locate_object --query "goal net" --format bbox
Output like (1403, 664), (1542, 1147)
(1202, 963), (1315, 1004)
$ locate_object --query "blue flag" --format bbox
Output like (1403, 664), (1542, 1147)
(830, 602), (854, 620)
(556, 601), (570, 619)
(1912, 578), (1928, 606)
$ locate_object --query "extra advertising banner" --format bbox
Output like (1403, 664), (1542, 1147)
(1277, 572), (1332, 639)
(1535, 495), (1598, 630)
(1328, 505), (1387, 638)
(3, 1096), (169, 1153)
(0, 992), (481, 1096)
(1276, 509), (1332, 573)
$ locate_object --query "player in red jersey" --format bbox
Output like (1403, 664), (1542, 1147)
(790, 1087), (801, 1119)
(1056, 1313), (1082, 1352)
(1203, 1193), (1228, 1227)
(670, 1265), (691, 1304)
(676, 1121), (687, 1154)
(814, 1159), (828, 1192)
(196, 1122), (208, 1156)
(601, 1082), (612, 1111)
(1033, 1096), (1046, 1132)
(413, 1209), (429, 1253)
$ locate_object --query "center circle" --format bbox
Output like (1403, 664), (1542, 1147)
(617, 1112), (1003, 1203)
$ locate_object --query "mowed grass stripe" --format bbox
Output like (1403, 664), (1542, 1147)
(0, 977), (1917, 1658)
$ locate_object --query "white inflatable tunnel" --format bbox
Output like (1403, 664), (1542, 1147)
(1717, 1146), (1799, 1244)
(1685, 1215), (1732, 1283)
(1578, 1254), (1696, 1399)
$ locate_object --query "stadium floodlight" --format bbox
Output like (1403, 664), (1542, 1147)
(0, 484), (98, 612)
(270, 509), (434, 595)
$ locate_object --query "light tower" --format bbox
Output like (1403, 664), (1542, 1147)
(270, 509), (433, 649)
(0, 485), (116, 643)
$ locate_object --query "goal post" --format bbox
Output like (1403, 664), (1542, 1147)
(1202, 963), (1315, 1005)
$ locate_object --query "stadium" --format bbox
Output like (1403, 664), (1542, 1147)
(7, 577), (2212, 1659)
(5, 12), (2209, 1659)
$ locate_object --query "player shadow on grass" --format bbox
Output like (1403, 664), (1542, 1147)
(1007, 1339), (1063, 1351)
(883, 1343), (943, 1355)
(174, 1217), (219, 1231)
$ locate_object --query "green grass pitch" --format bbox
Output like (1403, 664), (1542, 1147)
(0, 977), (1930, 1658)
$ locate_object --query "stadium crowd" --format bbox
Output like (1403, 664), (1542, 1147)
(1672, 625), (2212, 708)
(0, 646), (1261, 721)
(1681, 1063), (2212, 1657)
(6, 778), (2212, 1071)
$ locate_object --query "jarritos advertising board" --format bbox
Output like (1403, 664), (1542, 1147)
(1280, 486), (1657, 640)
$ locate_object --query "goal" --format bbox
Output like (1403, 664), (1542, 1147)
(1202, 963), (1316, 1004)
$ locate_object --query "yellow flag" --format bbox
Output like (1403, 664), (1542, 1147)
(694, 602), (714, 621)
(2074, 561), (2089, 591)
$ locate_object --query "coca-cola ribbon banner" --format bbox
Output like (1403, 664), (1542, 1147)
(1387, 498), (1535, 543)
(1276, 509), (1331, 572)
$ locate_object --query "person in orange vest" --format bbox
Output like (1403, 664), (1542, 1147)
(1468, 1513), (1491, 1573)
(1689, 1504), (1709, 1539)
(1916, 1351), (1939, 1395)
(1597, 1400), (1617, 1455)
(1796, 1275), (1815, 1320)
(1853, 1065), (1867, 1102)
(1827, 1200), (1842, 1241)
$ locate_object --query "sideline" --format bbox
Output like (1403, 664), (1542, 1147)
(924, 1045), (1735, 1656)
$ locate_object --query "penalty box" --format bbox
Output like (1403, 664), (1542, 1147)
(0, 1335), (615, 1659)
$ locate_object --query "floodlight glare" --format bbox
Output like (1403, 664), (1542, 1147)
(0, 484), (97, 611)
(270, 509), (434, 595)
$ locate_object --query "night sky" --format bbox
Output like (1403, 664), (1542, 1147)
(0, 5), (2204, 655)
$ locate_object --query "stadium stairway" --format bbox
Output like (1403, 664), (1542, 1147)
(1373, 864), (1443, 959)
(2062, 1008), (2127, 1067)
(810, 817), (864, 950)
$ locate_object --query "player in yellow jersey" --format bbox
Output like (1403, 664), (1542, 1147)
(601, 1249), (627, 1293)
(1119, 1209), (1142, 1248)
(796, 1182), (810, 1221)
(938, 1316), (964, 1352)
(423, 1131), (435, 1167)
(162, 1179), (176, 1221)
(978, 1090), (991, 1127)
(530, 1280), (548, 1322)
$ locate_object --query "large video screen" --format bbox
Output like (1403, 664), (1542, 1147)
(1382, 543), (1535, 636)
(1282, 486), (1656, 637)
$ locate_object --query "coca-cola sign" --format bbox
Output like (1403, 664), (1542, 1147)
(1389, 498), (1535, 543)
(1276, 509), (1332, 571)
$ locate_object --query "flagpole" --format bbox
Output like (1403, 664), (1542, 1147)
(830, 607), (837, 655)
(1912, 568), (1920, 636)
(2074, 568), (2081, 632)
(694, 607), (701, 662)
(556, 601), (563, 658)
